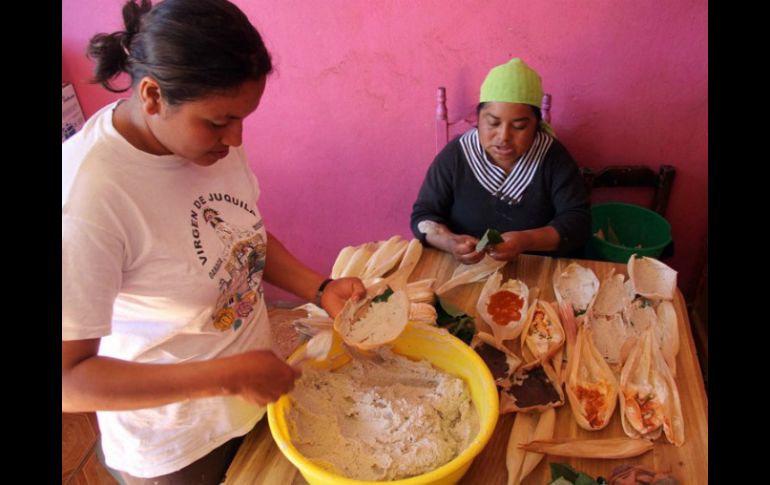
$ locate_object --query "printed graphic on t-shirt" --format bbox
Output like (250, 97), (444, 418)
(189, 193), (266, 332)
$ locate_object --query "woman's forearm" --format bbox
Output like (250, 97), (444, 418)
(262, 231), (325, 302)
(518, 226), (561, 252)
(490, 226), (561, 261)
(423, 222), (455, 252)
(62, 340), (296, 412)
(64, 354), (236, 412)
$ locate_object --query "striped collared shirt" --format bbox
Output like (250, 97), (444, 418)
(459, 128), (553, 205)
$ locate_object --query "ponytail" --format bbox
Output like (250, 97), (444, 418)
(85, 0), (272, 104)
(86, 0), (152, 93)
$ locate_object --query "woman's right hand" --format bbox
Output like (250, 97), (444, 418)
(447, 234), (484, 265)
(229, 350), (301, 406)
(425, 226), (484, 265)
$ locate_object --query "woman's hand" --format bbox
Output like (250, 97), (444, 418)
(319, 277), (366, 318)
(448, 234), (485, 265)
(486, 231), (531, 261)
(485, 227), (562, 261)
(425, 226), (484, 265)
(229, 350), (301, 406)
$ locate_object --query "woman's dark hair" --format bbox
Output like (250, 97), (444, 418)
(476, 102), (542, 122)
(87, 0), (272, 104)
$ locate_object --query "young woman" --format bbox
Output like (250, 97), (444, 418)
(61, 0), (365, 482)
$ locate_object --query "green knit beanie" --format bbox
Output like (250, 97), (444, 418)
(479, 58), (543, 107)
(479, 57), (555, 136)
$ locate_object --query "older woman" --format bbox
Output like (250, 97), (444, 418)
(410, 58), (590, 264)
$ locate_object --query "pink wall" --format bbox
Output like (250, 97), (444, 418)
(62, 0), (708, 301)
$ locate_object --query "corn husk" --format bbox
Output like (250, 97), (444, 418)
(339, 242), (377, 278)
(477, 273), (530, 343)
(331, 245), (357, 279)
(393, 238), (423, 284)
(360, 236), (407, 280)
(333, 288), (409, 350)
(435, 255), (506, 295)
(564, 324), (619, 431)
(507, 411), (558, 485)
(409, 302), (437, 325)
(362, 256), (418, 298)
(552, 261), (599, 317)
(506, 411), (537, 485)
(291, 303), (330, 318)
(520, 299), (565, 364)
(655, 300), (679, 376)
(627, 255), (677, 301)
(287, 303), (332, 337)
(519, 409), (556, 481)
(358, 238), (420, 297)
(519, 437), (654, 459)
(584, 271), (638, 368)
(552, 346), (565, 384)
(406, 278), (436, 304)
(623, 297), (658, 335)
(585, 313), (629, 367)
(591, 271), (632, 317)
(293, 316), (333, 338)
(619, 326), (685, 446)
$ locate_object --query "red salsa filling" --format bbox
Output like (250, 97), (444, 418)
(488, 290), (524, 325)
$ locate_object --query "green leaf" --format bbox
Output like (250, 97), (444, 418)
(549, 479), (575, 485)
(436, 297), (465, 318)
(551, 463), (580, 482)
(372, 286), (394, 303)
(434, 297), (475, 345)
(575, 474), (601, 485)
(475, 228), (503, 252)
(451, 319), (475, 345)
(550, 463), (602, 485)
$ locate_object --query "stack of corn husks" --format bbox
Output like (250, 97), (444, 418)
(331, 235), (437, 325)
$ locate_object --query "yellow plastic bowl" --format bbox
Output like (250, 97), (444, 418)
(267, 323), (499, 485)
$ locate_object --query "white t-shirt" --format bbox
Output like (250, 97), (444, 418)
(62, 101), (273, 477)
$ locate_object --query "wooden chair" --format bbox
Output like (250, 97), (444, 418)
(435, 86), (552, 153)
(580, 165), (676, 216)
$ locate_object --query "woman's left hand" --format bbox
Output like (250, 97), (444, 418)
(486, 231), (531, 261)
(319, 277), (367, 318)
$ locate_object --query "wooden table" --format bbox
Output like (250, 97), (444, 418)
(225, 249), (708, 484)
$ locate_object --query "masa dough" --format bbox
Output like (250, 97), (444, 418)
(287, 348), (479, 481)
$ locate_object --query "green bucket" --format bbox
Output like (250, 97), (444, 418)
(588, 202), (672, 263)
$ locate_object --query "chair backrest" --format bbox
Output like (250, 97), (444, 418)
(580, 165), (676, 216)
(435, 86), (552, 153)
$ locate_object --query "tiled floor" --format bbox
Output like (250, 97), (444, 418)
(62, 412), (119, 485)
